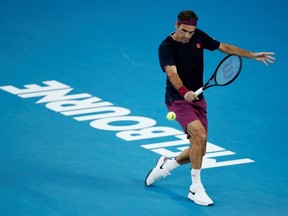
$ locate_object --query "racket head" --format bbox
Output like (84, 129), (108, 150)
(214, 54), (242, 86)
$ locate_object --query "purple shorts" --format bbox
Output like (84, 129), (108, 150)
(166, 99), (208, 132)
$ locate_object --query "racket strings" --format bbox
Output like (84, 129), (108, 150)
(215, 56), (241, 85)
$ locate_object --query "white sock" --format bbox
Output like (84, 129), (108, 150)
(191, 169), (202, 187)
(163, 158), (180, 172)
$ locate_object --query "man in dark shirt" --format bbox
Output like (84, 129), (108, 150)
(145, 10), (275, 206)
(160, 28), (220, 103)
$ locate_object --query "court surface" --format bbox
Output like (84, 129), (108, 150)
(0, 0), (287, 215)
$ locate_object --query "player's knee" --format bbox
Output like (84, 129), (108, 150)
(197, 131), (207, 145)
(187, 120), (207, 146)
(190, 130), (207, 146)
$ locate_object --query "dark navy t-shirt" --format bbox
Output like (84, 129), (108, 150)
(158, 29), (220, 103)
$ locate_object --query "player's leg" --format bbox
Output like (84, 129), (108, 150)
(174, 147), (190, 164)
(186, 119), (213, 206)
(187, 119), (207, 169)
(145, 100), (207, 187)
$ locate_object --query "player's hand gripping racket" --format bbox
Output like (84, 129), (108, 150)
(195, 54), (242, 96)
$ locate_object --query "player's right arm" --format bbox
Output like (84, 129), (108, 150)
(165, 65), (199, 102)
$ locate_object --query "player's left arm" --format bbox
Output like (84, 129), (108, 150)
(218, 43), (275, 66)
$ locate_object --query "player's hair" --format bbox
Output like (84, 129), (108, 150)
(177, 10), (198, 22)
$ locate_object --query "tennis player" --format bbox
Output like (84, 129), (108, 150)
(145, 10), (275, 206)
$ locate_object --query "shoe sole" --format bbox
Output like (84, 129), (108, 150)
(188, 192), (214, 206)
(144, 169), (153, 186)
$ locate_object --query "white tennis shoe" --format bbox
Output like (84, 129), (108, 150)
(145, 156), (171, 186)
(188, 184), (214, 206)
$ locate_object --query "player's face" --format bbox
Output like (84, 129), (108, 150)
(175, 24), (196, 43)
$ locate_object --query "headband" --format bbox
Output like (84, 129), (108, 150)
(177, 18), (197, 26)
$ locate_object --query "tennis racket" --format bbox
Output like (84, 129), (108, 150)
(195, 54), (242, 96)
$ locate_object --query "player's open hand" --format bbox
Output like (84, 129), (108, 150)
(252, 52), (275, 66)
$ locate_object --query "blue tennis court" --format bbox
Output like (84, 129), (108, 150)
(1, 0), (287, 215)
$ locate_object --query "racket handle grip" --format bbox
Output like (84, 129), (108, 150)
(195, 87), (203, 96)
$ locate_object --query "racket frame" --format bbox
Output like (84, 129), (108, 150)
(195, 54), (242, 96)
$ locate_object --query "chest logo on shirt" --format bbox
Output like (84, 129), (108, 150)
(196, 43), (201, 49)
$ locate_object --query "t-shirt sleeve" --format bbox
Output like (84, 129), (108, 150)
(158, 41), (175, 72)
(198, 29), (220, 51)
